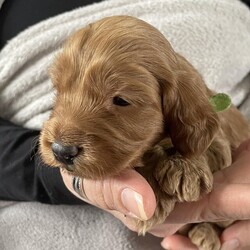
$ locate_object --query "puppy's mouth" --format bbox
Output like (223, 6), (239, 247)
(62, 164), (75, 172)
(51, 142), (82, 172)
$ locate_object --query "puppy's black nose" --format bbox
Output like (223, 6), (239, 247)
(51, 142), (79, 167)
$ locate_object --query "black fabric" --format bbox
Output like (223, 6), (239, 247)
(0, 117), (83, 204)
(242, 0), (250, 8)
(0, 0), (103, 50)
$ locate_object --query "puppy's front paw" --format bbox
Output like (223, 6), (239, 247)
(136, 195), (175, 235)
(154, 152), (213, 202)
(188, 223), (221, 250)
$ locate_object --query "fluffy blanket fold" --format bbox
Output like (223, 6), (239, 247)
(0, 0), (250, 249)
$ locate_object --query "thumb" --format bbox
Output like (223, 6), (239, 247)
(61, 168), (156, 226)
(233, 138), (250, 161)
(221, 220), (250, 250)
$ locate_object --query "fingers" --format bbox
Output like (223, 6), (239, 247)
(161, 235), (198, 250)
(202, 183), (250, 222)
(149, 223), (185, 237)
(214, 146), (250, 185)
(60, 168), (156, 230)
(221, 220), (250, 250)
(165, 182), (250, 224)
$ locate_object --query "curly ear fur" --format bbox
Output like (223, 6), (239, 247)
(161, 54), (219, 157)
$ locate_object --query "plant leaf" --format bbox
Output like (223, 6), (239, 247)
(209, 93), (231, 112)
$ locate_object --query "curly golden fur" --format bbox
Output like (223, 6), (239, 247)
(39, 16), (250, 249)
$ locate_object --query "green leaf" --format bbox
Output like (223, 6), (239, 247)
(209, 93), (231, 112)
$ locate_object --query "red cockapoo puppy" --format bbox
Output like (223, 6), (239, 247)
(40, 16), (250, 250)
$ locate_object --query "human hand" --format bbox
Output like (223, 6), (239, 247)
(60, 168), (157, 232)
(60, 138), (250, 250)
(155, 138), (250, 250)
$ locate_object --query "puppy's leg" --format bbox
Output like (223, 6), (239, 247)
(152, 139), (214, 203)
(188, 223), (221, 250)
(136, 155), (175, 233)
(135, 187), (176, 235)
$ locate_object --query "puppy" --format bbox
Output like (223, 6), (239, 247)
(40, 16), (250, 250)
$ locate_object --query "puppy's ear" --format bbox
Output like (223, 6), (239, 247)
(161, 54), (219, 157)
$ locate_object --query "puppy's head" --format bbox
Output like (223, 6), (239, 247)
(40, 16), (219, 179)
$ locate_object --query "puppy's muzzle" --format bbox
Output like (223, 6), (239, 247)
(51, 142), (80, 171)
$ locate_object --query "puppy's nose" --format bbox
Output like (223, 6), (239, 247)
(51, 142), (79, 167)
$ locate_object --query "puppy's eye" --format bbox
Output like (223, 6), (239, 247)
(113, 96), (130, 106)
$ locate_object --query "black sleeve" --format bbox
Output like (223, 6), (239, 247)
(241, 0), (250, 8)
(0, 117), (84, 204)
(0, 0), (103, 50)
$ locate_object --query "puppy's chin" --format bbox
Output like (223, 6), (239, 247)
(68, 169), (115, 180)
(58, 160), (129, 180)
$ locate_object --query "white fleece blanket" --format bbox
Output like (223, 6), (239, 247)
(0, 0), (250, 249)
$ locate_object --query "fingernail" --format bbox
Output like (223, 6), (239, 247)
(221, 239), (240, 250)
(121, 188), (148, 221)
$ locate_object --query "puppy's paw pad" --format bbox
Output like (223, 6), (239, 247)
(188, 223), (221, 250)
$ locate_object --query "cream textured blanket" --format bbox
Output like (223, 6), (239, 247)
(0, 0), (250, 249)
